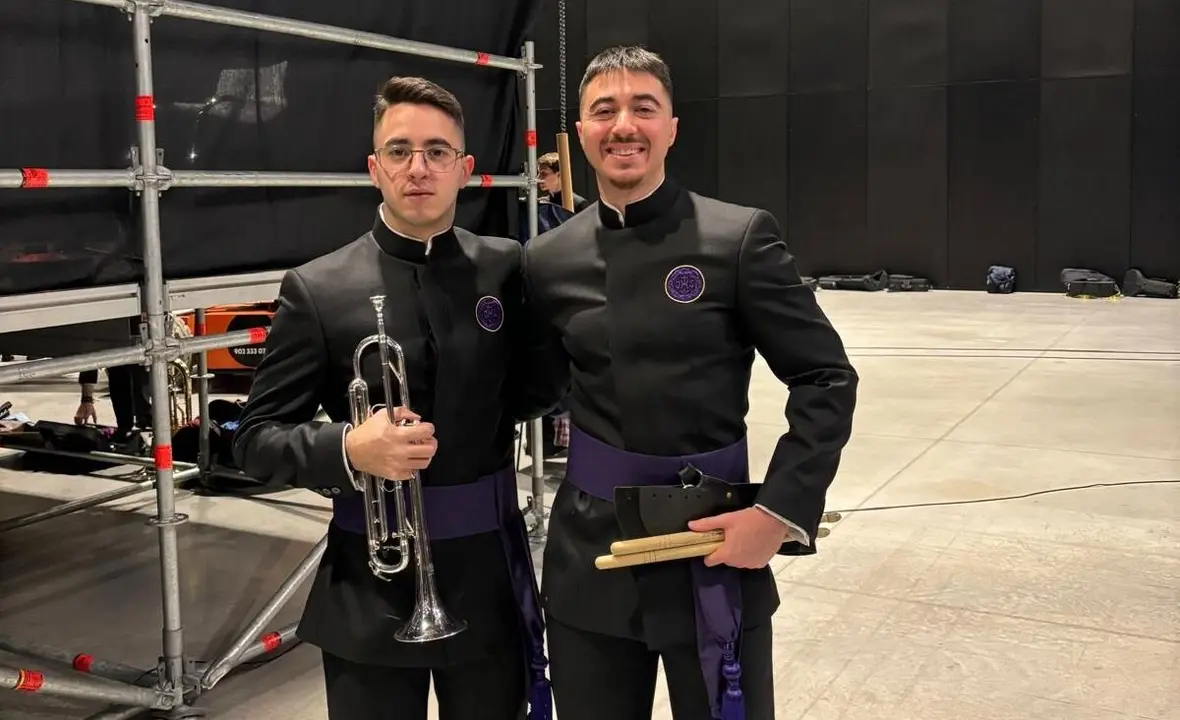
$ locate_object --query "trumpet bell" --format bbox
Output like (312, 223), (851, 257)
(394, 599), (468, 643)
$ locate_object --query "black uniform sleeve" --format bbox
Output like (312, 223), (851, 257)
(504, 245), (570, 422)
(79, 369), (99, 385)
(736, 210), (858, 542)
(231, 269), (359, 499)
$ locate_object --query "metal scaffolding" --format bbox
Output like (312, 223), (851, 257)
(0, 0), (547, 716)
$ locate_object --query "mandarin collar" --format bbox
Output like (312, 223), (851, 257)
(597, 176), (681, 229)
(371, 204), (457, 263)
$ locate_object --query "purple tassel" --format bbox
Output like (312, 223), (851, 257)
(528, 675), (552, 720)
(721, 644), (743, 720)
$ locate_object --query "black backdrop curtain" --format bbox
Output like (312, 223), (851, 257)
(530, 0), (1180, 291)
(0, 0), (542, 295)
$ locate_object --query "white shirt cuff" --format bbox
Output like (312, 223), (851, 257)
(340, 422), (354, 478)
(755, 504), (811, 546)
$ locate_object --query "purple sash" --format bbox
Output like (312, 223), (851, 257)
(333, 468), (551, 720)
(564, 426), (748, 720)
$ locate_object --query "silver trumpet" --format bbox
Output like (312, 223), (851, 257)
(346, 294), (467, 643)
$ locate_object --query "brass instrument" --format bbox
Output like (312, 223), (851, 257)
(346, 295), (467, 643)
(167, 357), (193, 432)
(166, 314), (194, 432)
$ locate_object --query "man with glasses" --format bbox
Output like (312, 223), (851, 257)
(234, 76), (553, 720)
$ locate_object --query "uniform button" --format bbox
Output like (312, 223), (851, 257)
(330, 487), (342, 496)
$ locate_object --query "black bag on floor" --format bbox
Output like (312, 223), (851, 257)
(173, 399), (244, 467)
(986, 265), (1016, 294)
(887, 275), (931, 292)
(1122, 269), (1178, 299)
(1061, 268), (1120, 298)
(817, 270), (889, 291)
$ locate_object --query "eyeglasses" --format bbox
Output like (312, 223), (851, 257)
(375, 145), (463, 173)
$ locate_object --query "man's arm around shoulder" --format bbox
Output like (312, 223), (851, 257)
(736, 209), (859, 547)
(504, 243), (570, 422)
(231, 269), (358, 498)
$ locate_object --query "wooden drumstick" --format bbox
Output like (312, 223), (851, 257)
(595, 541), (723, 570)
(595, 527), (834, 570)
(609, 530), (725, 556)
(609, 523), (834, 558)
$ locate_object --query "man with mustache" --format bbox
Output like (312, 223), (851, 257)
(233, 76), (551, 720)
(521, 46), (859, 719)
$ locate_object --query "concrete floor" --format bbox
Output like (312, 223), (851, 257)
(0, 290), (1177, 719)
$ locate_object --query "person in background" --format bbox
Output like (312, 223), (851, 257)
(76, 366), (152, 433)
(538, 152), (589, 213)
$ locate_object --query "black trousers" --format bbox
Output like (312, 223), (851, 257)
(106, 364), (151, 431)
(321, 643), (526, 720)
(547, 615), (776, 720)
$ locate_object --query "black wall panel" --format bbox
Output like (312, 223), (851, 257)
(647, 0), (717, 103)
(1041, 0), (1134, 79)
(789, 0), (868, 93)
(717, 1), (790, 97)
(869, 0), (949, 89)
(1037, 76), (1133, 289)
(529, 0), (1180, 291)
(949, 0), (1041, 82)
(947, 81), (1040, 289)
(788, 91), (868, 276)
(665, 100), (719, 199)
(867, 87), (948, 282)
(586, 0), (648, 52)
(1134, 0), (1180, 76)
(717, 95), (788, 229)
(1130, 76), (1180, 278)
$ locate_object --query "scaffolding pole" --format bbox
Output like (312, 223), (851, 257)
(1, 169), (529, 190)
(126, 4), (189, 707)
(70, 0), (537, 73)
(1, 0), (546, 715)
(521, 40), (548, 538)
(0, 328), (264, 385)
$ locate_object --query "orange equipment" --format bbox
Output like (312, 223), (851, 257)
(177, 303), (274, 372)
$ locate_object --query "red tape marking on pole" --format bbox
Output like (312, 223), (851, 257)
(248, 327), (268, 344)
(72, 654), (94, 673)
(20, 169), (49, 188)
(480, 174), (492, 187)
(475, 52), (489, 65)
(261, 632), (282, 653)
(154, 444), (173, 470)
(134, 96), (154, 122)
(195, 321), (206, 336)
(525, 130), (537, 147)
(15, 669), (44, 692)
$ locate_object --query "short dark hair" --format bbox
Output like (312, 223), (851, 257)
(538, 152), (560, 173)
(373, 76), (465, 137)
(579, 45), (673, 104)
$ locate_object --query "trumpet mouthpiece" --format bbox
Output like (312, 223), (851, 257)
(370, 295), (386, 310)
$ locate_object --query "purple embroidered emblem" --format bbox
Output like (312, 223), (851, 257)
(665, 265), (706, 303)
(475, 295), (504, 332)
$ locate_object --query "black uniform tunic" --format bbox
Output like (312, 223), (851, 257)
(233, 211), (546, 670)
(522, 178), (859, 650)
